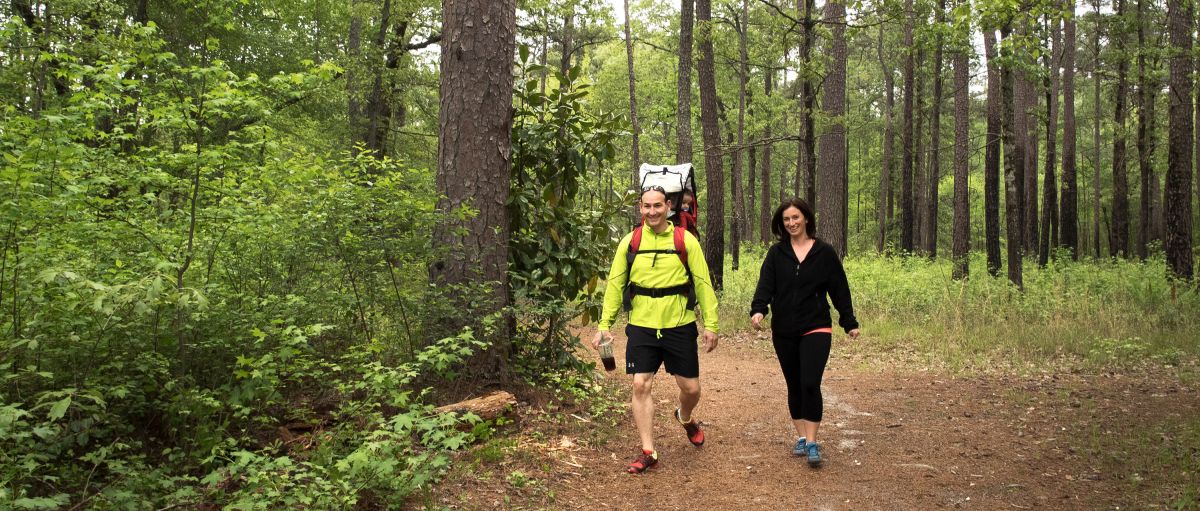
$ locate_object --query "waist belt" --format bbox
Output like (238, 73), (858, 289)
(628, 282), (691, 298)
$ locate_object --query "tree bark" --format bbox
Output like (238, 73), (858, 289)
(433, 0), (516, 374)
(984, 29), (1003, 276)
(677, 0), (695, 164)
(623, 0), (641, 194)
(1002, 25), (1025, 289)
(697, 0), (725, 290)
(1060, 0), (1079, 260)
(1135, 0), (1158, 260)
(952, 17), (970, 280)
(1093, 0), (1103, 258)
(761, 69), (775, 242)
(901, 0), (916, 254)
(731, 0), (750, 269)
(926, 0), (946, 258)
(1040, 13), (1061, 266)
(1111, 0), (1131, 258)
(794, 0), (817, 205)
(878, 23), (895, 253)
(817, 0), (849, 257)
(1165, 0), (1194, 279)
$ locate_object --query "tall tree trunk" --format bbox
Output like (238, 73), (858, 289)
(347, 1), (364, 156)
(1111, 0), (1131, 258)
(878, 23), (895, 253)
(926, 1), (945, 258)
(697, 0), (725, 290)
(1093, 0), (1103, 257)
(1041, 13), (1061, 266)
(1060, 0), (1079, 260)
(730, 0), (750, 269)
(623, 0), (641, 194)
(1164, 0), (1194, 279)
(1002, 25), (1025, 289)
(901, 0), (916, 253)
(433, 0), (516, 374)
(677, 0), (694, 164)
(1022, 39), (1040, 258)
(984, 29), (1003, 276)
(794, 0), (817, 205)
(914, 48), (927, 253)
(1135, 0), (1158, 260)
(761, 70), (774, 242)
(817, 0), (849, 257)
(952, 14), (970, 280)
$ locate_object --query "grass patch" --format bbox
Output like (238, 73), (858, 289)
(719, 248), (1200, 372)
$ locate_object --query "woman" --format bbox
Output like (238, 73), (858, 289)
(750, 198), (860, 467)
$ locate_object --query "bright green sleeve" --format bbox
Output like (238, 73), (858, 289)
(597, 232), (634, 331)
(684, 232), (720, 333)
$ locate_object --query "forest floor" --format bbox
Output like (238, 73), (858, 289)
(418, 330), (1200, 510)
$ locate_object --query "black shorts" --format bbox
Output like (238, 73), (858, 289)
(625, 323), (700, 378)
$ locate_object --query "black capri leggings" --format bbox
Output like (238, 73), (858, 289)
(772, 331), (832, 422)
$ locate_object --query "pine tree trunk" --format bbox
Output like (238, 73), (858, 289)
(1041, 14), (1061, 266)
(1060, 0), (1079, 260)
(433, 0), (516, 375)
(623, 0), (641, 195)
(1165, 0), (1194, 279)
(1111, 0), (1131, 258)
(677, 0), (694, 164)
(984, 29), (1003, 276)
(926, 2), (945, 258)
(1001, 25), (1025, 289)
(697, 0), (725, 290)
(878, 23), (895, 253)
(1135, 0), (1158, 260)
(901, 0), (916, 253)
(1093, 0), (1103, 258)
(731, 0), (750, 269)
(817, 0), (848, 257)
(952, 14), (971, 280)
(761, 70), (774, 243)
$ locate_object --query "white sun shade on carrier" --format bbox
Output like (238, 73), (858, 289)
(638, 163), (693, 193)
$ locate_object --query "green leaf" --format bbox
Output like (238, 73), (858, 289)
(48, 396), (71, 420)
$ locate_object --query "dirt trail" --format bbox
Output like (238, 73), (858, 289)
(431, 331), (1199, 510)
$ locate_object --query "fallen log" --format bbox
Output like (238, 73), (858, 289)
(434, 390), (517, 421)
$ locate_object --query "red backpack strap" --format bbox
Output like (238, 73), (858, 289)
(630, 222), (644, 253)
(673, 224), (688, 267)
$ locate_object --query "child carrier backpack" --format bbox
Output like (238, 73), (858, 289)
(622, 162), (701, 312)
(637, 163), (699, 236)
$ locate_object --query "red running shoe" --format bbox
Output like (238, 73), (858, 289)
(626, 449), (658, 474)
(674, 408), (705, 446)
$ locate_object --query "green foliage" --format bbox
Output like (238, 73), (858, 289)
(508, 47), (627, 374)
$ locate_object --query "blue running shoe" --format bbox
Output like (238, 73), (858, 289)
(792, 437), (807, 456)
(806, 442), (822, 467)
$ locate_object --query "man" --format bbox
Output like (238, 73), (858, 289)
(592, 185), (719, 474)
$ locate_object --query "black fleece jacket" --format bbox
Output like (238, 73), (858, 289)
(750, 239), (859, 336)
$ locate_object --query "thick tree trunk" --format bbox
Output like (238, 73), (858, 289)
(1060, 0), (1079, 260)
(914, 49), (926, 254)
(433, 0), (516, 375)
(1001, 26), (1024, 289)
(952, 20), (970, 280)
(1022, 42), (1039, 258)
(984, 29), (1003, 276)
(1111, 0), (1131, 258)
(878, 23), (895, 253)
(901, 0), (916, 253)
(677, 0), (694, 164)
(623, 0), (641, 193)
(560, 8), (574, 77)
(697, 0), (725, 290)
(1040, 14), (1061, 266)
(1165, 0), (1194, 279)
(817, 0), (848, 257)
